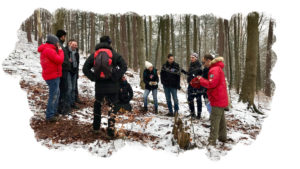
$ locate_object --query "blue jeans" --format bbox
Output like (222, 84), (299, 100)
(45, 78), (60, 119)
(143, 89), (158, 110)
(163, 86), (179, 113)
(69, 73), (77, 105)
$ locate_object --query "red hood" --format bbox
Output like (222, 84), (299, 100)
(210, 57), (225, 69)
(38, 43), (56, 53)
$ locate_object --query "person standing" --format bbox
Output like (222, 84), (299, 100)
(182, 53), (203, 119)
(38, 35), (64, 122)
(160, 54), (181, 117)
(191, 54), (229, 146)
(83, 36), (127, 138)
(66, 40), (80, 109)
(143, 61), (159, 113)
(56, 30), (72, 115)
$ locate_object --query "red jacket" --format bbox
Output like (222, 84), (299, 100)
(38, 43), (64, 80)
(190, 57), (228, 108)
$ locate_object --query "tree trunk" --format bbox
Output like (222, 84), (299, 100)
(154, 17), (161, 69)
(90, 12), (95, 53)
(127, 15), (133, 69)
(185, 15), (190, 69)
(132, 14), (138, 72)
(36, 9), (43, 46)
(149, 16), (153, 62)
(137, 16), (146, 89)
(233, 15), (241, 93)
(25, 18), (32, 43)
(218, 18), (225, 56)
(239, 12), (259, 107)
(193, 15), (198, 53)
(120, 14), (128, 64)
(265, 19), (274, 97)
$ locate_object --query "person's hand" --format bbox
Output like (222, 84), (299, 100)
(69, 58), (72, 62)
(197, 76), (202, 80)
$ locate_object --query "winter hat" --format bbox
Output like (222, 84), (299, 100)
(46, 34), (59, 45)
(100, 36), (112, 44)
(56, 30), (67, 38)
(191, 52), (199, 59)
(145, 61), (153, 69)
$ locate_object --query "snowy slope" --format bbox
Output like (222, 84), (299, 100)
(2, 30), (271, 160)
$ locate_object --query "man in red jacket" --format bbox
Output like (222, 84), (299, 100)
(191, 54), (228, 146)
(38, 35), (64, 122)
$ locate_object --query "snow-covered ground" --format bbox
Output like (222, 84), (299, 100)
(2, 30), (271, 160)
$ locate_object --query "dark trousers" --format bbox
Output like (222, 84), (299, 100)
(187, 93), (202, 117)
(57, 71), (71, 114)
(93, 93), (119, 132)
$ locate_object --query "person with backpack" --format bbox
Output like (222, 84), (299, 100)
(83, 36), (127, 139)
(160, 54), (181, 117)
(38, 35), (64, 122)
(182, 53), (203, 119)
(117, 75), (133, 113)
(190, 54), (229, 146)
(143, 61), (159, 114)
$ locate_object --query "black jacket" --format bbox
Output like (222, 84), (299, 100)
(59, 40), (72, 72)
(118, 80), (133, 104)
(65, 47), (80, 75)
(185, 60), (203, 83)
(143, 68), (159, 90)
(82, 42), (127, 94)
(160, 61), (181, 89)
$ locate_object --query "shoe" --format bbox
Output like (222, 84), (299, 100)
(154, 109), (158, 114)
(166, 112), (173, 117)
(107, 128), (115, 140)
(143, 107), (148, 112)
(76, 99), (83, 104)
(71, 104), (79, 109)
(46, 116), (59, 123)
(92, 129), (101, 135)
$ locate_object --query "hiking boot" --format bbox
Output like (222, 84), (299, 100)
(107, 128), (115, 140)
(166, 112), (173, 117)
(142, 107), (148, 112)
(187, 112), (195, 118)
(196, 113), (201, 120)
(71, 104), (79, 109)
(154, 109), (158, 114)
(46, 116), (59, 123)
(92, 129), (101, 135)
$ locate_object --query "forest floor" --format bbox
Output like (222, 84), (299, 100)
(2, 30), (271, 160)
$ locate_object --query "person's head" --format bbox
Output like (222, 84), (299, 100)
(121, 75), (127, 82)
(70, 41), (78, 51)
(68, 39), (75, 47)
(145, 61), (153, 71)
(203, 54), (214, 68)
(190, 53), (198, 63)
(46, 34), (59, 47)
(100, 36), (112, 45)
(56, 30), (67, 42)
(167, 54), (174, 64)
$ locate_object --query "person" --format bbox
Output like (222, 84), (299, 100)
(160, 54), (181, 117)
(190, 54), (229, 146)
(182, 53), (203, 119)
(83, 35), (127, 138)
(117, 75), (133, 113)
(65, 40), (80, 109)
(201, 58), (212, 114)
(56, 30), (72, 115)
(143, 61), (159, 113)
(38, 34), (64, 122)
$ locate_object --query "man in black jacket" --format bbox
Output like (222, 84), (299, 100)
(65, 40), (80, 109)
(160, 54), (181, 117)
(117, 76), (133, 112)
(83, 36), (127, 138)
(182, 53), (203, 119)
(143, 61), (159, 113)
(56, 30), (72, 115)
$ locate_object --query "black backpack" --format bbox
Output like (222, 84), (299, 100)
(93, 48), (113, 80)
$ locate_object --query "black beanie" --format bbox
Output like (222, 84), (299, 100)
(46, 34), (59, 45)
(100, 36), (112, 44)
(56, 30), (67, 38)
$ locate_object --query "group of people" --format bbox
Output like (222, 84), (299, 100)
(38, 30), (81, 122)
(38, 30), (229, 145)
